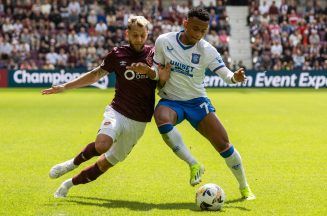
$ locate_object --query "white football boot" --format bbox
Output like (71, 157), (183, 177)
(54, 179), (73, 198)
(49, 159), (77, 179)
(54, 185), (69, 198)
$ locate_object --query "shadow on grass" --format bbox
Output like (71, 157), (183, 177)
(56, 196), (250, 212)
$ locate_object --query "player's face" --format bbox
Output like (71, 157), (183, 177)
(127, 25), (148, 52)
(183, 17), (209, 44)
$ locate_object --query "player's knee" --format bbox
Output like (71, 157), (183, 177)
(213, 139), (230, 152)
(97, 156), (113, 172)
(154, 111), (168, 125)
(95, 135), (113, 154)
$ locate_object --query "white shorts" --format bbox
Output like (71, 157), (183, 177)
(98, 106), (146, 165)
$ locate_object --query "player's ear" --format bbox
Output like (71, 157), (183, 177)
(125, 30), (129, 40)
(183, 19), (188, 30)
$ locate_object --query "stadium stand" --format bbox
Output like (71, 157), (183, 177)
(248, 0), (326, 71)
(0, 0), (232, 70)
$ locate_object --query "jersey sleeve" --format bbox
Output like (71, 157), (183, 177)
(207, 49), (226, 72)
(207, 49), (234, 84)
(152, 36), (165, 72)
(100, 48), (117, 73)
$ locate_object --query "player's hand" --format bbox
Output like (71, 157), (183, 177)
(158, 63), (171, 82)
(126, 62), (150, 74)
(41, 85), (65, 95)
(233, 68), (247, 82)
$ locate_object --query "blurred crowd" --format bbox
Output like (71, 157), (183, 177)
(0, 0), (231, 70)
(248, 0), (327, 71)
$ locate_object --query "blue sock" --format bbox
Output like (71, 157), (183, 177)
(220, 145), (234, 158)
(158, 124), (173, 134)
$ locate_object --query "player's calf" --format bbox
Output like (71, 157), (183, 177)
(73, 142), (101, 166)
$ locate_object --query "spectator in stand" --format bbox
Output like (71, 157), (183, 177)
(259, 1), (269, 15)
(43, 59), (55, 70)
(57, 48), (68, 68)
(206, 29), (220, 49)
(293, 49), (305, 70)
(67, 30), (79, 45)
(68, 0), (81, 23)
(273, 59), (282, 70)
(302, 61), (312, 70)
(46, 46), (60, 65)
(95, 20), (108, 35)
(271, 41), (283, 59)
(209, 8), (219, 27)
(0, 36), (12, 58)
(269, 1), (279, 16)
(280, 0), (288, 15)
(77, 27), (90, 46)
(41, 0), (52, 16)
(309, 29), (320, 45)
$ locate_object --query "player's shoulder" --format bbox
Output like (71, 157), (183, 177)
(107, 45), (132, 58)
(156, 32), (178, 43)
(105, 46), (121, 56)
(198, 39), (218, 54)
(113, 45), (128, 53)
(144, 44), (154, 53)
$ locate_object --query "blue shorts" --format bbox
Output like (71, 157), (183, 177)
(156, 97), (216, 129)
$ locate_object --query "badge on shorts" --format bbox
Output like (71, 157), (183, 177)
(104, 121), (111, 126)
(191, 53), (201, 64)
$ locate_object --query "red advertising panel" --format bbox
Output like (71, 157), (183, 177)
(0, 69), (8, 87)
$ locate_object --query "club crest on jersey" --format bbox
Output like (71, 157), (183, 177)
(191, 53), (201, 64)
(119, 61), (127, 66)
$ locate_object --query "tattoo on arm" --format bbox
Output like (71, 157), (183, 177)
(91, 66), (109, 80)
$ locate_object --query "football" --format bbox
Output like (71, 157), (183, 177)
(195, 183), (225, 211)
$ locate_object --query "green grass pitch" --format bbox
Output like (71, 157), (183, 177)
(0, 88), (326, 216)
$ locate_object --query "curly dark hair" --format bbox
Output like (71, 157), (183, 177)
(187, 6), (210, 22)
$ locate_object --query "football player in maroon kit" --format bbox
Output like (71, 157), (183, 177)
(41, 16), (170, 198)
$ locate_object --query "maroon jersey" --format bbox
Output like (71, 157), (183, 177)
(100, 45), (156, 122)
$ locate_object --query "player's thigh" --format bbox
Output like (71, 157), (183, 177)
(154, 100), (184, 125)
(197, 113), (230, 152)
(104, 120), (146, 166)
(184, 97), (215, 128)
(97, 106), (124, 153)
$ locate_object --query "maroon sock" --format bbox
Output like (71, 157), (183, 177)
(73, 142), (100, 166)
(72, 163), (104, 185)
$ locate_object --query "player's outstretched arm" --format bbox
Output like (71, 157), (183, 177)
(232, 68), (247, 83)
(41, 66), (108, 95)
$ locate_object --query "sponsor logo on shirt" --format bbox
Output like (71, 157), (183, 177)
(169, 60), (195, 77)
(124, 70), (148, 80)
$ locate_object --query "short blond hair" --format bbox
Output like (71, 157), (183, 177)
(127, 16), (150, 30)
